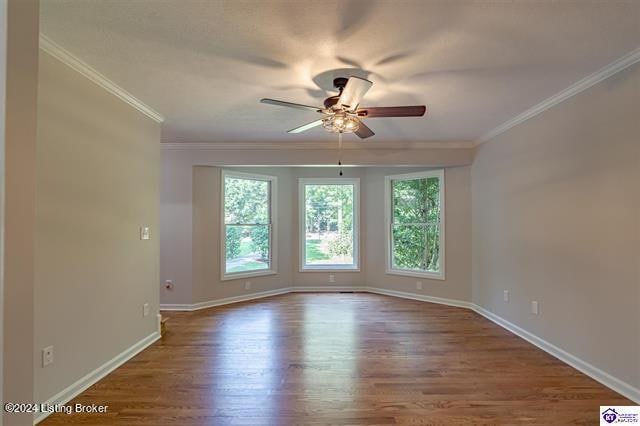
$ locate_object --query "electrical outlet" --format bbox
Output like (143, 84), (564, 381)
(164, 280), (174, 290)
(139, 225), (151, 240)
(244, 280), (251, 290)
(531, 301), (539, 315)
(42, 346), (54, 367)
(143, 303), (150, 317)
(329, 274), (335, 283)
(503, 290), (509, 302)
(416, 281), (423, 290)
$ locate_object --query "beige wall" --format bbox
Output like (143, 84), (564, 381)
(365, 166), (472, 301)
(471, 63), (640, 390)
(34, 50), (161, 403)
(159, 150), (195, 304)
(3, 1), (39, 425)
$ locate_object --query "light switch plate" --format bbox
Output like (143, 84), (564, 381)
(329, 274), (335, 283)
(503, 290), (509, 302)
(143, 303), (149, 317)
(140, 225), (151, 240)
(416, 281), (423, 290)
(42, 346), (54, 367)
(531, 300), (539, 315)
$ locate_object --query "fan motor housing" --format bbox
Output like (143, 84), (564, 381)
(323, 77), (350, 109)
(323, 95), (340, 109)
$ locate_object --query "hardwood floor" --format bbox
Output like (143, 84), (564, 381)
(41, 293), (630, 425)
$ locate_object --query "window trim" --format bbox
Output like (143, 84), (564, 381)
(384, 169), (445, 280)
(220, 169), (278, 281)
(298, 178), (360, 272)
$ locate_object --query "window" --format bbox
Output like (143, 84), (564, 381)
(299, 178), (359, 271)
(386, 170), (444, 280)
(221, 170), (277, 280)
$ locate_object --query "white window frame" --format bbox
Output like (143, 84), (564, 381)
(221, 169), (278, 281)
(298, 178), (360, 272)
(385, 169), (445, 280)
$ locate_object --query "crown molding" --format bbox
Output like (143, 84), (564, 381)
(475, 46), (640, 146)
(160, 140), (474, 151)
(39, 34), (165, 123)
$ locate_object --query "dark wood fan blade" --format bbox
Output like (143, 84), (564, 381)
(355, 121), (375, 139)
(260, 98), (323, 112)
(357, 105), (426, 118)
(287, 119), (324, 134)
(338, 76), (373, 111)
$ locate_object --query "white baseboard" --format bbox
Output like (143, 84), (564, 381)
(160, 285), (639, 404)
(365, 287), (473, 309)
(34, 331), (160, 424)
(157, 302), (194, 311)
(291, 286), (368, 293)
(160, 287), (291, 311)
(470, 304), (640, 404)
(160, 286), (367, 311)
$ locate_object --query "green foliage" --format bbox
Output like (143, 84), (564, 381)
(225, 226), (243, 260)
(224, 176), (269, 224)
(250, 225), (269, 260)
(392, 177), (440, 223)
(227, 260), (267, 274)
(392, 225), (439, 271)
(328, 229), (353, 258)
(304, 184), (353, 235)
(305, 240), (331, 261)
(392, 177), (440, 272)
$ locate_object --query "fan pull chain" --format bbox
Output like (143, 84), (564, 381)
(338, 131), (343, 176)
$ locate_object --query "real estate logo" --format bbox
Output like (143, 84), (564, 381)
(602, 408), (619, 423)
(600, 406), (640, 425)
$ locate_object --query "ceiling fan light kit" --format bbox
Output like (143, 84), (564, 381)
(260, 76), (427, 139)
(322, 111), (360, 133)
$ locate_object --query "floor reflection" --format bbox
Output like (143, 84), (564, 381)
(212, 305), (280, 421)
(301, 298), (359, 398)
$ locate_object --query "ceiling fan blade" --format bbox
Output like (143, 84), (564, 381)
(338, 76), (373, 111)
(355, 121), (375, 139)
(287, 119), (324, 134)
(357, 105), (426, 118)
(260, 98), (323, 112)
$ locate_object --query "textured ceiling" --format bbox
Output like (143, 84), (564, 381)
(40, 0), (640, 144)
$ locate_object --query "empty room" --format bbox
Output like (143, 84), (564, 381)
(2, 0), (639, 425)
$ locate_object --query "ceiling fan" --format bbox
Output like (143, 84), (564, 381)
(260, 76), (426, 139)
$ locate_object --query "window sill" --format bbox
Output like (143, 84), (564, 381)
(386, 269), (445, 281)
(221, 270), (277, 281)
(299, 266), (360, 273)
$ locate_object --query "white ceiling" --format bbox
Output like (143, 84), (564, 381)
(40, 0), (640, 144)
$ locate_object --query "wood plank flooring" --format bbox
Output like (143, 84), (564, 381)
(40, 293), (631, 425)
